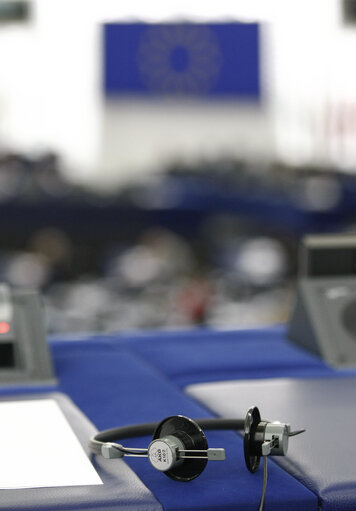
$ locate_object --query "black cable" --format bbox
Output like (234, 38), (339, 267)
(258, 456), (268, 511)
(94, 422), (159, 443)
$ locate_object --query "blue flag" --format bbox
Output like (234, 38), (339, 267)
(103, 22), (260, 98)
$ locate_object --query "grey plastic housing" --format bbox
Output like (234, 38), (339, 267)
(300, 234), (356, 277)
(288, 276), (356, 367)
(0, 289), (55, 385)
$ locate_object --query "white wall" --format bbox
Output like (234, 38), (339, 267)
(0, 0), (354, 186)
(271, 0), (356, 170)
(0, 1), (105, 180)
(100, 100), (273, 186)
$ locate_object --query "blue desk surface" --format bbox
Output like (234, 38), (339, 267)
(1, 326), (348, 510)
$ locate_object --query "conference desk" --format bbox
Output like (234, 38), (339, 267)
(1, 326), (354, 510)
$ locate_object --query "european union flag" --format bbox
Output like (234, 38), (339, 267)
(103, 23), (260, 98)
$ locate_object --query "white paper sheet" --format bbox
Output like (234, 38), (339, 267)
(0, 398), (103, 488)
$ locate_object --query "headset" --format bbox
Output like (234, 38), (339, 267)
(89, 406), (304, 487)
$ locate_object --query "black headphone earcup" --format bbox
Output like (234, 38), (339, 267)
(244, 406), (261, 473)
(153, 415), (208, 481)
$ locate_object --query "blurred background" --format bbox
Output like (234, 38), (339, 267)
(1, 0), (356, 334)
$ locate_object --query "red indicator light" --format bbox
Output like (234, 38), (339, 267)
(0, 322), (10, 334)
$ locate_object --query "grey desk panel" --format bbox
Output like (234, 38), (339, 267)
(0, 392), (162, 511)
(187, 377), (356, 510)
